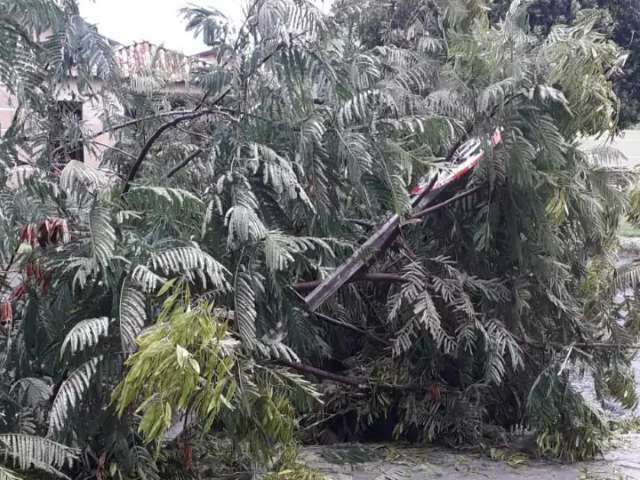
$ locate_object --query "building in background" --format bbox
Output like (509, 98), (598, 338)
(0, 39), (209, 168)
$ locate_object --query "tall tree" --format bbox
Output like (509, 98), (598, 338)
(0, 1), (636, 479)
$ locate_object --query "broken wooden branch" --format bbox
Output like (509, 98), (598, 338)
(303, 176), (440, 312)
(303, 128), (504, 312)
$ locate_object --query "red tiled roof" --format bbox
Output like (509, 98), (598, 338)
(114, 41), (210, 83)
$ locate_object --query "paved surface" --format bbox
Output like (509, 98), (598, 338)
(301, 439), (640, 479)
(302, 358), (640, 479)
(581, 130), (640, 167)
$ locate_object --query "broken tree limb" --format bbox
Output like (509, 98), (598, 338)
(303, 130), (503, 312)
(303, 175), (440, 312)
(294, 188), (480, 292)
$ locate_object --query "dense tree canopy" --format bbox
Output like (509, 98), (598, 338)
(491, 0), (640, 127)
(0, 1), (638, 479)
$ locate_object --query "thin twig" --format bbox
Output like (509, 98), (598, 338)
(294, 272), (405, 291)
(411, 186), (482, 219)
(91, 140), (137, 160)
(275, 359), (450, 394)
(291, 288), (389, 345)
(314, 311), (389, 345)
(90, 110), (197, 139)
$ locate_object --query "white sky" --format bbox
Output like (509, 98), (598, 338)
(79, 0), (332, 55)
(79, 0), (245, 54)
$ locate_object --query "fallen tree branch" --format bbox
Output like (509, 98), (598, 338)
(303, 176), (440, 311)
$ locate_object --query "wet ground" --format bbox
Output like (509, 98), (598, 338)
(301, 438), (640, 479)
(299, 242), (640, 479)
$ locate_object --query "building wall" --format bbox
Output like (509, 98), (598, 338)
(0, 83), (115, 169)
(56, 82), (119, 169)
(0, 87), (16, 135)
(0, 40), (209, 172)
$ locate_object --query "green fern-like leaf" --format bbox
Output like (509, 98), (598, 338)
(10, 378), (52, 407)
(59, 160), (102, 199)
(128, 186), (203, 207)
(120, 278), (147, 355)
(60, 317), (110, 357)
(129, 445), (160, 480)
(0, 434), (77, 479)
(337, 131), (373, 183)
(48, 356), (102, 434)
(131, 265), (167, 293)
(615, 260), (640, 291)
(150, 247), (230, 291)
(257, 336), (300, 363)
(263, 231), (335, 273)
(252, 144), (314, 210)
(0, 466), (21, 480)
(224, 186), (268, 249)
(89, 205), (116, 268)
(389, 174), (412, 215)
(235, 272), (258, 350)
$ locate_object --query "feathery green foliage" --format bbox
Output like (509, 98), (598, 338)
(0, 0), (637, 478)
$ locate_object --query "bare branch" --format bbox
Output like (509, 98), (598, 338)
(121, 42), (285, 196)
(165, 148), (204, 179)
(275, 360), (451, 394)
(410, 186), (482, 219)
(121, 110), (208, 195)
(294, 272), (405, 291)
